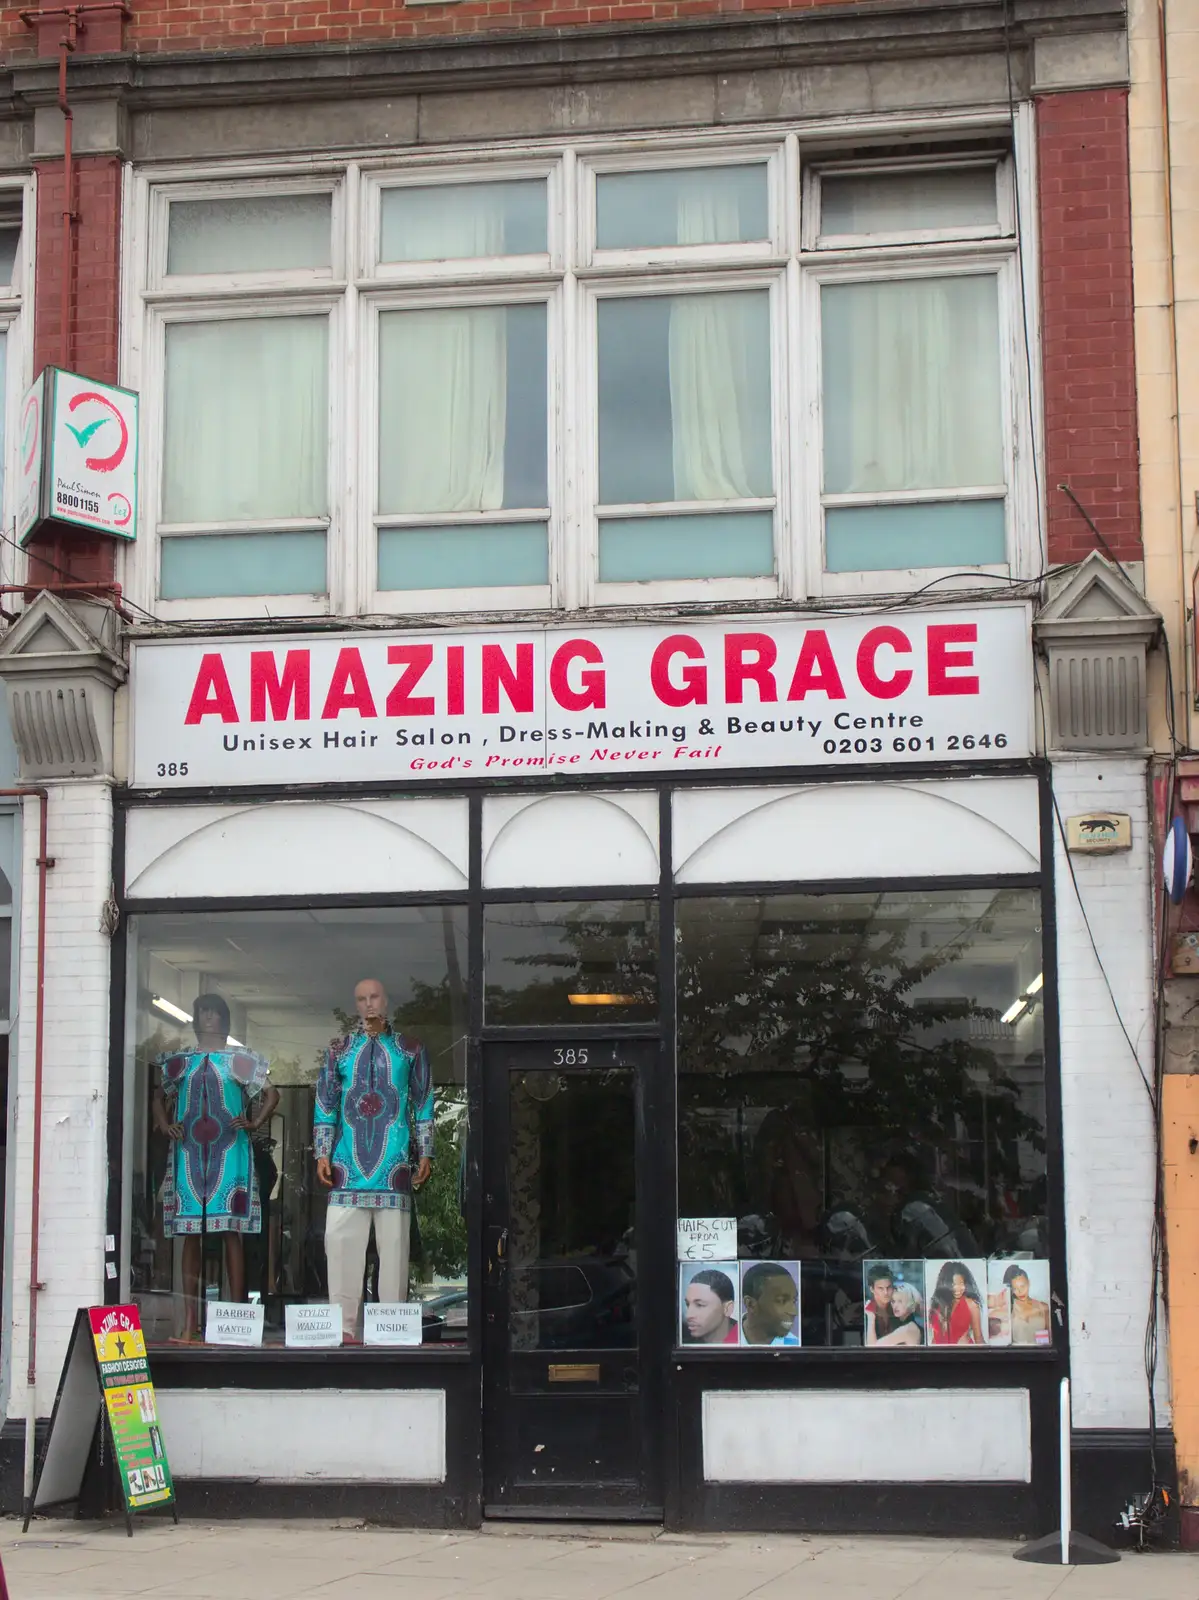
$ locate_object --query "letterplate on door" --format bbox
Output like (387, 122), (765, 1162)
(548, 1363), (601, 1383)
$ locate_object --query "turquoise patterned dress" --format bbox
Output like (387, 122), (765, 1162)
(158, 1049), (272, 1236)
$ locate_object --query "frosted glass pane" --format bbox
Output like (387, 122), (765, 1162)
(381, 181), (547, 262)
(598, 292), (772, 505)
(599, 512), (774, 582)
(822, 276), (1003, 495)
(596, 165), (768, 249)
(160, 532), (327, 599)
(821, 169), (998, 236)
(0, 228), (21, 285)
(163, 317), (328, 523)
(378, 523), (547, 590)
(378, 303), (546, 516)
(166, 193), (332, 274)
(825, 500), (1006, 573)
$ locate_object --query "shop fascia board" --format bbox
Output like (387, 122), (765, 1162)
(4, 0), (1127, 112)
(0, 592), (127, 781)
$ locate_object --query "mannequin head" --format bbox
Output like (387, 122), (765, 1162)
(355, 978), (390, 1035)
(193, 993), (230, 1049)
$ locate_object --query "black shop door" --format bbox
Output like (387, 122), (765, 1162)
(481, 1039), (664, 1519)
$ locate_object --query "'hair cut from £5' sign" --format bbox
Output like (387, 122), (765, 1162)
(130, 605), (1033, 788)
(18, 367), (139, 546)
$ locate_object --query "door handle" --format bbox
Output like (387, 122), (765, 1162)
(487, 1226), (508, 1284)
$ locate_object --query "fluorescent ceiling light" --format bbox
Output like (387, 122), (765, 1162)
(152, 996), (192, 1025)
(151, 996), (246, 1047)
(1001, 999), (1027, 1025)
(567, 994), (638, 1006)
(1025, 973), (1044, 996)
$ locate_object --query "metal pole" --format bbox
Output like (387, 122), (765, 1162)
(1060, 1376), (1072, 1565)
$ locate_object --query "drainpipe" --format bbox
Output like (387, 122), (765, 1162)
(55, 10), (77, 373)
(0, 789), (53, 1521)
(1156, 0), (1189, 746)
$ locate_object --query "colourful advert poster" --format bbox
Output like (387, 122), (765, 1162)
(88, 1306), (174, 1512)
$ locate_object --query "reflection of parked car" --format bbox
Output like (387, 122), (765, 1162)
(510, 1257), (636, 1348)
(421, 1288), (468, 1342)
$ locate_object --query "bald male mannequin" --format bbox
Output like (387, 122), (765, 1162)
(314, 978), (434, 1340)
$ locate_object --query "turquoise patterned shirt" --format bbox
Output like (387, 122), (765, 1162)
(314, 1026), (434, 1211)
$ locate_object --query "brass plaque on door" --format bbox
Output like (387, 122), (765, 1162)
(548, 1363), (601, 1383)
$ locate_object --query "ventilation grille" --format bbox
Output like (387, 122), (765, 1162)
(1047, 645), (1147, 751)
(9, 681), (103, 776)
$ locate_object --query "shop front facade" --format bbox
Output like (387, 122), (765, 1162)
(61, 594), (1145, 1537)
(0, 0), (1168, 1543)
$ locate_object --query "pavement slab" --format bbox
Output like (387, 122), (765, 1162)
(0, 1519), (1193, 1600)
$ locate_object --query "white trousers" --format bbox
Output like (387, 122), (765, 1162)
(324, 1204), (411, 1337)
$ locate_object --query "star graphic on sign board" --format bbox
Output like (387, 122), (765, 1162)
(114, 1336), (127, 1357)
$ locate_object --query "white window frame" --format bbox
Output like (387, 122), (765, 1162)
(804, 154), (1015, 252)
(365, 157), (562, 284)
(0, 177), (35, 592)
(578, 143), (785, 269)
(366, 282), (559, 615)
(145, 295), (343, 622)
(801, 252), (1025, 599)
(147, 173), (346, 293)
(122, 116), (1042, 621)
(582, 270), (786, 609)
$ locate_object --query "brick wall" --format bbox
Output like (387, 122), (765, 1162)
(1052, 755), (1166, 1430)
(5, 784), (113, 1418)
(27, 154), (122, 588)
(1038, 89), (1142, 566)
(0, 0), (862, 56)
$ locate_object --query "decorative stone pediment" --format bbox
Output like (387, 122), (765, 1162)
(0, 592), (126, 780)
(1034, 554), (1160, 753)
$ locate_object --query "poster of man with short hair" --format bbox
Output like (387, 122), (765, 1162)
(862, 1259), (925, 1346)
(740, 1261), (801, 1346)
(679, 1262), (740, 1346)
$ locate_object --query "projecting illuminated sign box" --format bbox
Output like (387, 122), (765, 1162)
(17, 367), (139, 546)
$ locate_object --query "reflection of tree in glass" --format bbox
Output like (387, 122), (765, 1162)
(677, 891), (1046, 1259)
(394, 976), (467, 1282)
(484, 905), (658, 1023)
(324, 946), (469, 1282)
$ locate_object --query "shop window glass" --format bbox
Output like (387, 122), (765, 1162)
(380, 180), (548, 263)
(160, 531), (328, 600)
(821, 274), (1005, 572)
(166, 193), (333, 276)
(484, 900), (658, 1026)
(676, 889), (1049, 1350)
(819, 168), (998, 238)
(378, 523), (547, 592)
(0, 226), (20, 287)
(127, 906), (469, 1351)
(163, 316), (328, 525)
(595, 164), (769, 250)
(598, 292), (772, 507)
(377, 303), (548, 517)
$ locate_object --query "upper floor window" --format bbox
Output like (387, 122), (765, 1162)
(125, 141), (1031, 621)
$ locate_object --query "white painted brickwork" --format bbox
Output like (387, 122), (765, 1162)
(1052, 756), (1168, 1430)
(5, 783), (113, 1417)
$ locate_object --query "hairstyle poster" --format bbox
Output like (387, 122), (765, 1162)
(862, 1259), (925, 1348)
(739, 1261), (800, 1347)
(987, 1258), (1052, 1347)
(679, 1262), (740, 1347)
(925, 1258), (988, 1346)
